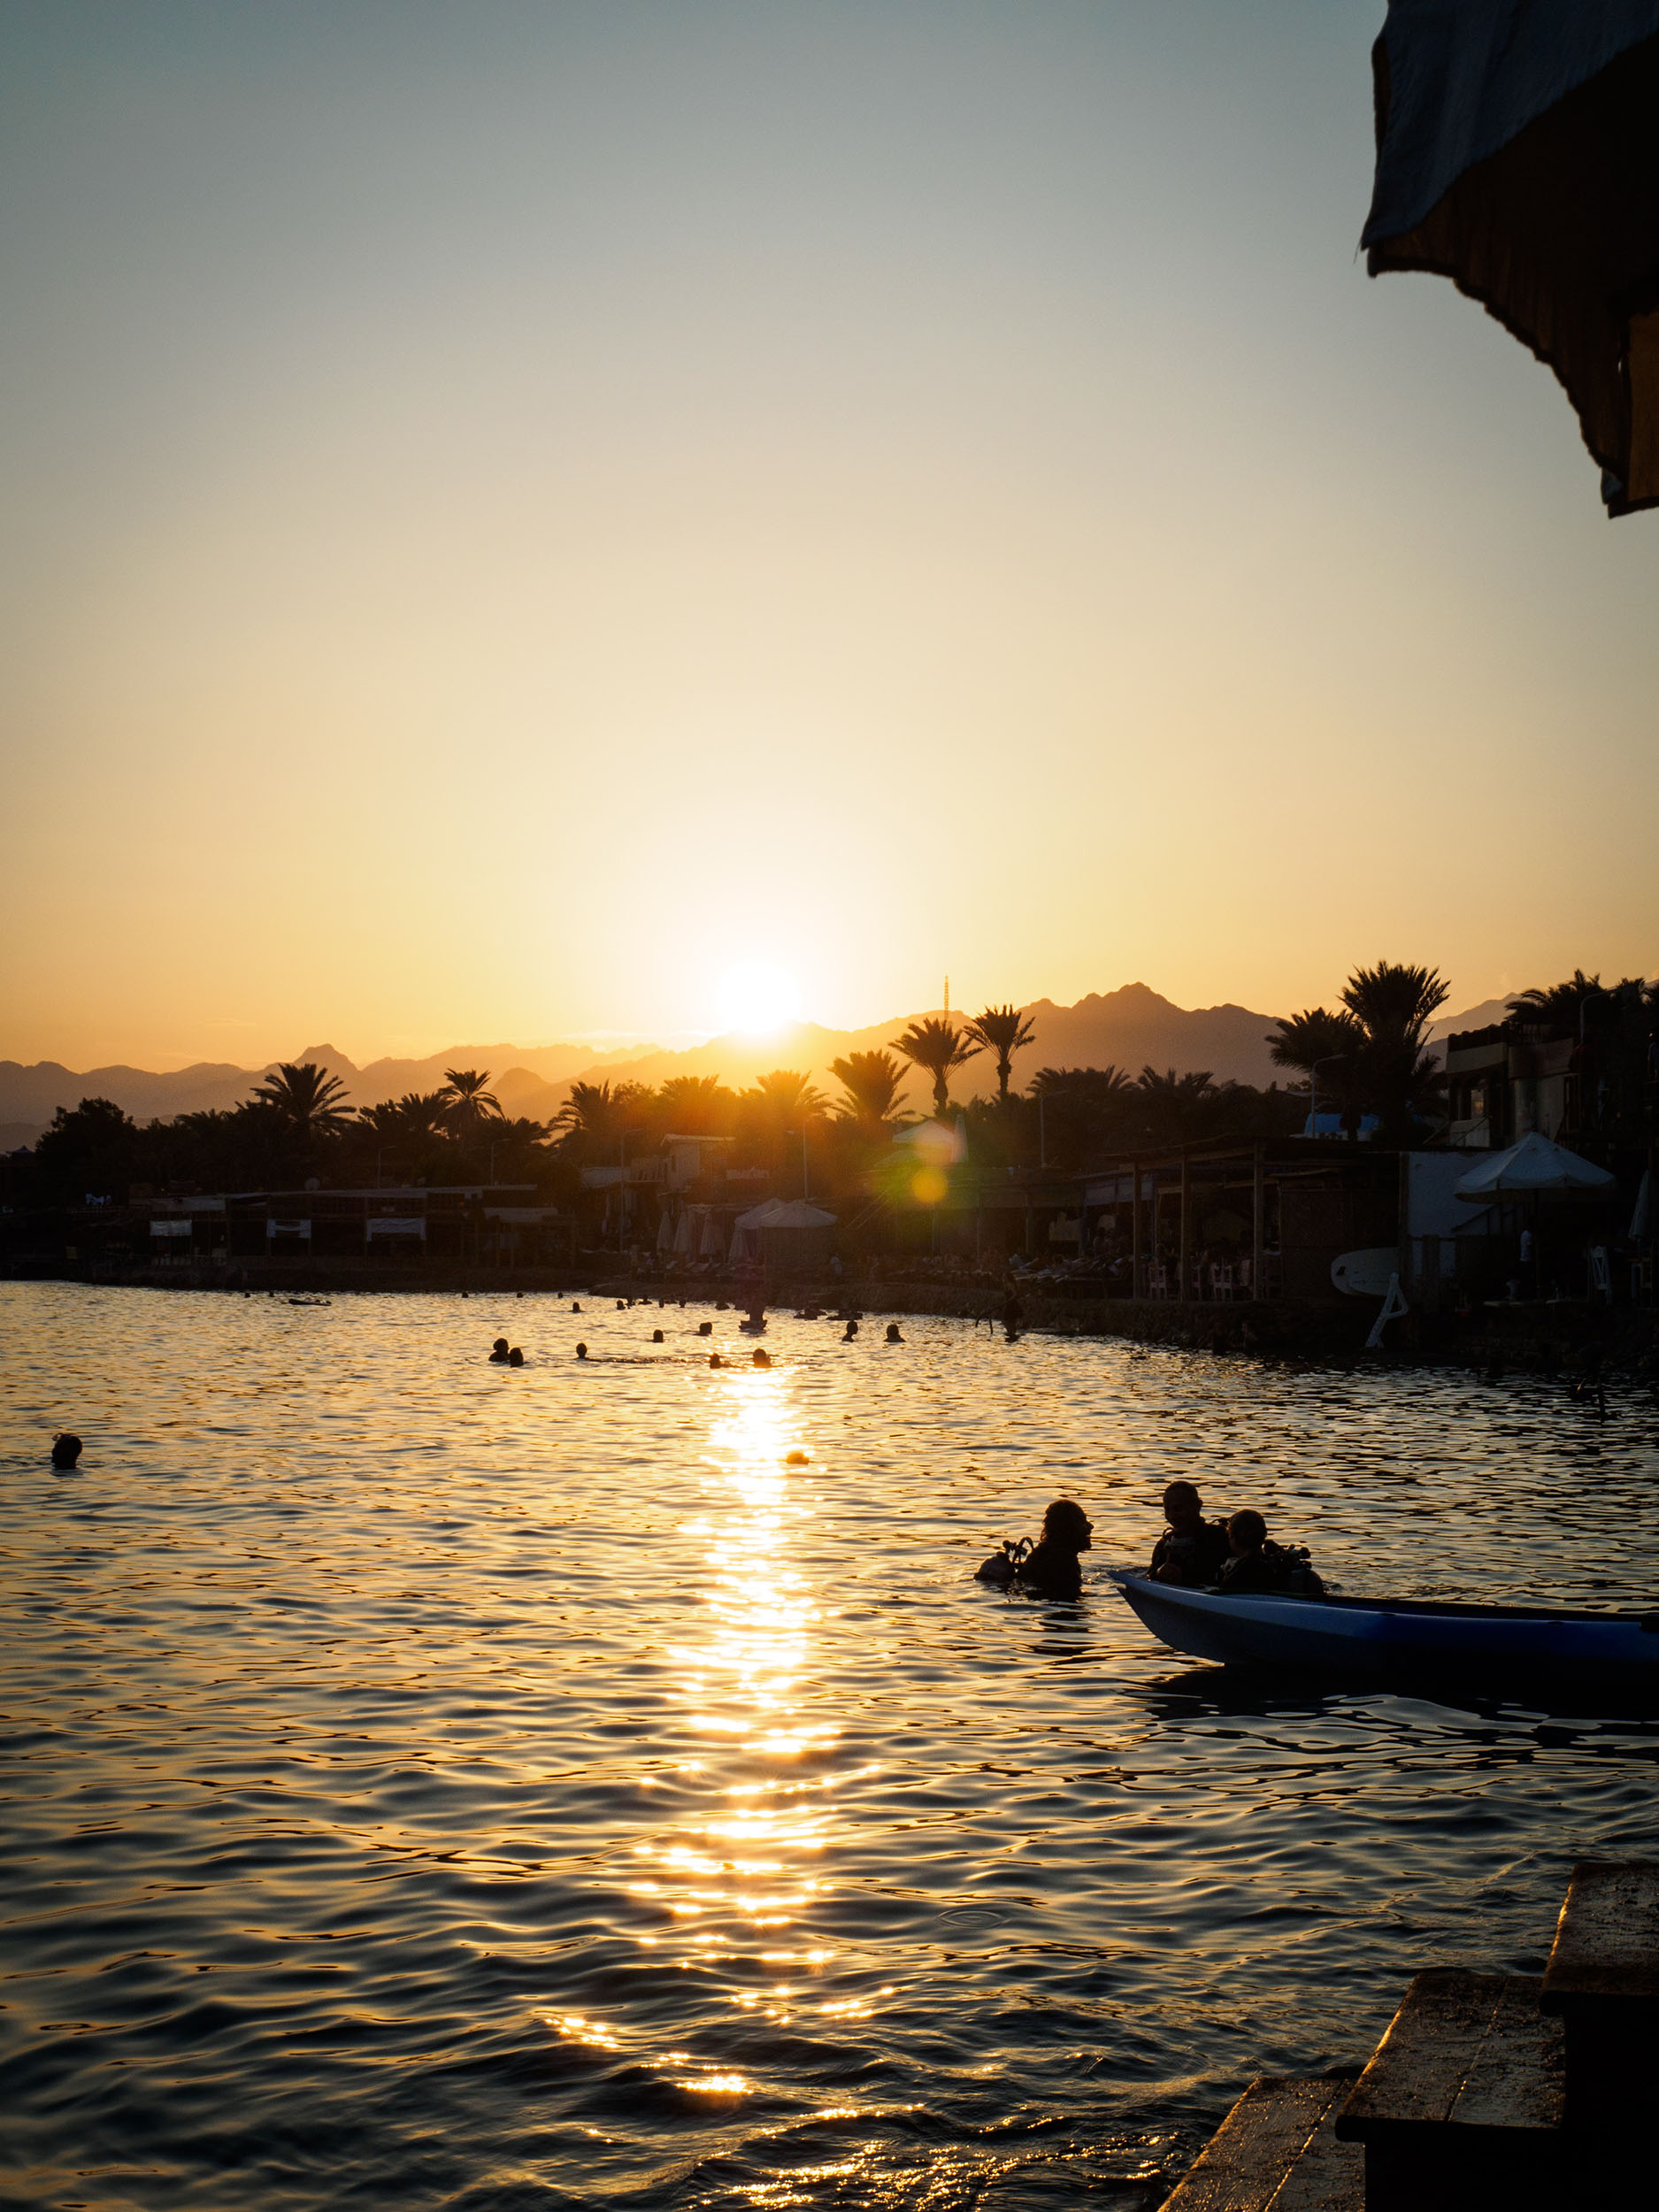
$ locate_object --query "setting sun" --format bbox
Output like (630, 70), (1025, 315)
(718, 962), (802, 1037)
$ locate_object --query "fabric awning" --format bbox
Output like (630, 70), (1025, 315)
(757, 1200), (837, 1230)
(1363, 1), (1659, 515)
(1453, 1132), (1617, 1199)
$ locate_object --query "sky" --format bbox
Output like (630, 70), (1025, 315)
(3, 0), (1656, 1071)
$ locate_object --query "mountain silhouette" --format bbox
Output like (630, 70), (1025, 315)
(0, 983), (1503, 1148)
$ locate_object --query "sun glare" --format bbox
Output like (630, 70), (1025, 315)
(717, 961), (802, 1037)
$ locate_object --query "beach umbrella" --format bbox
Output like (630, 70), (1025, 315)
(656, 1210), (674, 1253)
(673, 1210), (693, 1254)
(1455, 1132), (1617, 1297)
(1453, 1132), (1617, 1201)
(1362, 2), (1659, 515)
(700, 1209), (726, 1257)
(755, 1200), (837, 1229)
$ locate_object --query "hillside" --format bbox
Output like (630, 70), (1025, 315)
(2, 984), (1517, 1147)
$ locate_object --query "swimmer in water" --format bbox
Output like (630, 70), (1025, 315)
(50, 1432), (82, 1469)
(508, 1347), (525, 1367)
(885, 1323), (903, 1343)
(1018, 1499), (1094, 1601)
(697, 1320), (712, 1337)
(709, 1352), (726, 1369)
(652, 1328), (664, 1342)
(751, 1348), (772, 1367)
(841, 1320), (859, 1341)
(572, 1301), (582, 1313)
(489, 1338), (511, 1363)
(575, 1342), (588, 1359)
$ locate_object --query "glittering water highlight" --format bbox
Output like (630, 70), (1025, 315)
(2, 1282), (1655, 2209)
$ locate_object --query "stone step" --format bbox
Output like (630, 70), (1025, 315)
(1541, 1857), (1659, 2166)
(1334, 1970), (1564, 2212)
(1159, 2072), (1363, 2212)
(1543, 1855), (1659, 2018)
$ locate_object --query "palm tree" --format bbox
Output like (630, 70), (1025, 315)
(1340, 960), (1450, 1044)
(1134, 1066), (1229, 1146)
(656, 1074), (736, 1134)
(963, 1004), (1036, 1105)
(251, 1062), (354, 1142)
(1340, 961), (1450, 1142)
(1024, 1065), (1134, 1168)
(353, 1093), (449, 1181)
(395, 1091), (453, 1143)
(891, 1017), (981, 1118)
(1267, 1007), (1366, 1133)
(1029, 1064), (1133, 1100)
(355, 1101), (404, 1141)
(438, 1068), (503, 1140)
(1269, 962), (1450, 1142)
(746, 1069), (826, 1125)
(554, 1080), (618, 1153)
(1507, 969), (1603, 1035)
(830, 1049), (909, 1129)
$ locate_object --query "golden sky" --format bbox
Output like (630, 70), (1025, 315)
(4, 2), (1656, 1070)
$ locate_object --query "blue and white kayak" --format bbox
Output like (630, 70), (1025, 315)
(1109, 1570), (1659, 1695)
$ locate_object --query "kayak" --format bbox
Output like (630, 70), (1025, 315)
(1108, 1569), (1659, 1696)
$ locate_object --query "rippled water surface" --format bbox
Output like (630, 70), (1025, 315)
(3, 1281), (1657, 2210)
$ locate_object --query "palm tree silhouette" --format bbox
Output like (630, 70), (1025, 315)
(1266, 1009), (1364, 1133)
(395, 1092), (452, 1142)
(830, 1050), (909, 1130)
(1340, 961), (1449, 1141)
(747, 1069), (826, 1125)
(891, 1018), (981, 1119)
(964, 1004), (1036, 1105)
(1506, 968), (1602, 1033)
(656, 1074), (735, 1133)
(438, 1068), (503, 1140)
(1268, 962), (1449, 1142)
(1135, 1065), (1225, 1144)
(1030, 1064), (1134, 1100)
(252, 1062), (354, 1141)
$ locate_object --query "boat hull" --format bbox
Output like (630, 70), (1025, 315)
(1109, 1571), (1659, 1696)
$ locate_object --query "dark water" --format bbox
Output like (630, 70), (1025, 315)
(2, 1282), (1656, 2210)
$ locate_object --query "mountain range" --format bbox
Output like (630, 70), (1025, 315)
(0, 983), (1510, 1151)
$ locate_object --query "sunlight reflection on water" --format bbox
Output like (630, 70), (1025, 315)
(1, 1283), (1657, 2210)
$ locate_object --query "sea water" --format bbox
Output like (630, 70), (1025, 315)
(1, 1280), (1655, 2209)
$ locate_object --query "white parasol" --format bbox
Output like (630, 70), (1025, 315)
(1453, 1133), (1617, 1202)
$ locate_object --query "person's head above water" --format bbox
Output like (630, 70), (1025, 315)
(1162, 1480), (1205, 1532)
(575, 1341), (588, 1359)
(508, 1347), (525, 1367)
(1227, 1509), (1266, 1556)
(885, 1323), (903, 1343)
(1041, 1498), (1094, 1554)
(751, 1347), (771, 1367)
(491, 1337), (510, 1356)
(50, 1432), (82, 1469)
